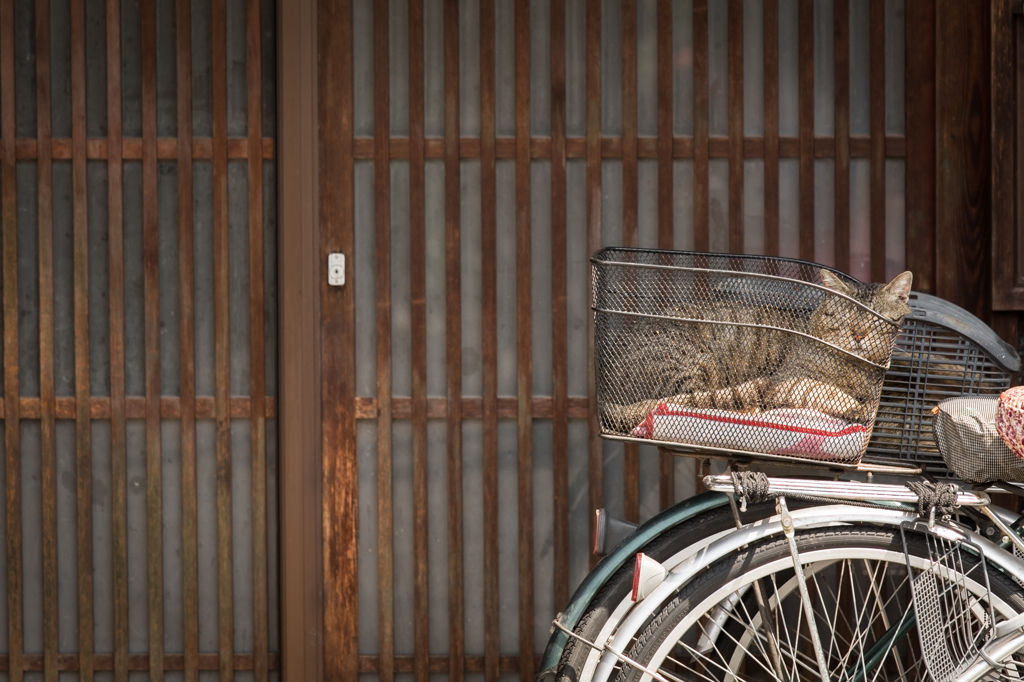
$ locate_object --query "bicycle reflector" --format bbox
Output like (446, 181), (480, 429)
(631, 553), (667, 601)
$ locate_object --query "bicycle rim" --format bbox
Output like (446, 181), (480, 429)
(558, 500), (812, 682)
(618, 527), (1024, 682)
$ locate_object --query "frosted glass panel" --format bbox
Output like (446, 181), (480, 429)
(495, 1), (516, 137)
(601, 0), (623, 136)
(357, 421), (381, 653)
(778, 0), (799, 137)
(673, 0), (694, 136)
(849, 0), (870, 136)
(638, 0), (659, 137)
(565, 0), (587, 136)
(709, 160), (729, 252)
(532, 0), (552, 136)
(533, 161), (553, 396)
(392, 420), (414, 655)
(886, 0), (906, 135)
(355, 161), (378, 398)
(424, 0), (446, 137)
(743, 0), (764, 136)
(496, 161), (518, 397)
(354, 0), (375, 136)
(849, 158), (871, 280)
(391, 162), (412, 396)
(744, 160), (765, 255)
(602, 161), (624, 246)
(460, 160), (482, 397)
(814, 0), (835, 135)
(390, 0), (410, 136)
(673, 160), (696, 250)
(708, 0), (728, 136)
(814, 159), (836, 267)
(886, 160), (907, 278)
(779, 159), (799, 259)
(460, 0), (481, 137)
(638, 161), (659, 248)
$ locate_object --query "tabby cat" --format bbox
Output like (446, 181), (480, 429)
(601, 269), (913, 433)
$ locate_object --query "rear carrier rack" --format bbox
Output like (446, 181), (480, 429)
(592, 248), (902, 467)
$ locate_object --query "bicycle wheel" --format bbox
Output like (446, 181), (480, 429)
(618, 526), (1024, 682)
(556, 501), (794, 682)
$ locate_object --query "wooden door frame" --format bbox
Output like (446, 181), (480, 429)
(278, 0), (325, 677)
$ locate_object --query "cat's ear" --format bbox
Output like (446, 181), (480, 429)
(819, 269), (854, 296)
(882, 271), (913, 302)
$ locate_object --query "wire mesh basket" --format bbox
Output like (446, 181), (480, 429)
(901, 523), (999, 682)
(593, 248), (904, 466)
(863, 292), (1020, 476)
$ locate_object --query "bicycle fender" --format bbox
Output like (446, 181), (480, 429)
(536, 491), (730, 681)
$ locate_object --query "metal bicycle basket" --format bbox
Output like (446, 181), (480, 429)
(901, 523), (1002, 682)
(593, 247), (904, 467)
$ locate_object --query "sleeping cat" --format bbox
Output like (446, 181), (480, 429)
(600, 269), (913, 433)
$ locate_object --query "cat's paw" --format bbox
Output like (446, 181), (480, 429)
(603, 400), (659, 434)
(828, 393), (872, 422)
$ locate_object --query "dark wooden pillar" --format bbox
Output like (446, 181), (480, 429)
(935, 0), (993, 321)
(278, 0), (325, 677)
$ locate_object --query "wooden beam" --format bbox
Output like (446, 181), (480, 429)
(278, 0), (325, 677)
(935, 0), (992, 319)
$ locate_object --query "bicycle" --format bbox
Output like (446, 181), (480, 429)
(539, 248), (1024, 682)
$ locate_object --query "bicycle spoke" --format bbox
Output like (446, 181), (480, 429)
(620, 528), (1024, 682)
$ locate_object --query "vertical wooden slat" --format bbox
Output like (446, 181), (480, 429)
(280, 0), (325, 672)
(106, 0), (129, 677)
(141, 0), (165, 677)
(993, 0), (1019, 311)
(319, 0), (357, 677)
(904, 0), (935, 292)
(935, 0), (991, 316)
(798, 0), (814, 262)
(514, 2), (533, 680)
(177, 0), (199, 679)
(763, 0), (779, 257)
(691, 0), (709, 494)
(0, 1), (22, 679)
(728, 0), (743, 253)
(479, 1), (499, 680)
(656, 0), (674, 507)
(869, 0), (886, 282)
(374, 1), (395, 680)
(35, 0), (58, 677)
(834, 0), (850, 273)
(408, 3), (429, 682)
(443, 0), (464, 679)
(620, 0), (639, 524)
(211, 0), (234, 677)
(693, 0), (709, 252)
(585, 0), (602, 550)
(621, 0), (637, 251)
(245, 0), (268, 678)
(657, 0), (672, 253)
(549, 0), (569, 606)
(70, 0), (94, 678)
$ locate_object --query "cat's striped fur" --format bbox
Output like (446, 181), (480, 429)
(602, 270), (913, 432)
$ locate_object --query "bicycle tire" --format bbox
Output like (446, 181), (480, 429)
(555, 501), (792, 682)
(617, 525), (1024, 682)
